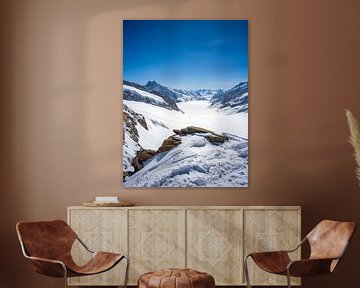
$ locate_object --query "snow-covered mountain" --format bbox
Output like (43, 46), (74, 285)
(122, 79), (248, 187)
(124, 131), (248, 187)
(145, 80), (183, 101)
(123, 80), (180, 111)
(210, 81), (248, 113)
(145, 80), (221, 102)
(173, 88), (221, 101)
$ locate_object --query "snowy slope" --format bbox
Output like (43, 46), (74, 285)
(124, 133), (248, 187)
(124, 85), (166, 105)
(123, 80), (180, 111)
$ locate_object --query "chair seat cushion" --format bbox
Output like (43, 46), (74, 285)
(67, 252), (124, 276)
(250, 251), (291, 274)
(138, 268), (215, 288)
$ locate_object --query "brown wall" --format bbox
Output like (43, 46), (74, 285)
(1, 0), (360, 287)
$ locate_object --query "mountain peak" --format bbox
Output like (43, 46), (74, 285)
(146, 80), (162, 87)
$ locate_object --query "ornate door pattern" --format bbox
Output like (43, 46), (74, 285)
(244, 209), (301, 285)
(187, 209), (243, 285)
(128, 209), (186, 283)
(68, 208), (128, 285)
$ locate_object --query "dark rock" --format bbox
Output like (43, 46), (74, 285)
(174, 126), (229, 145)
(157, 135), (182, 153)
(173, 126), (211, 136)
(123, 170), (134, 181)
(123, 111), (139, 142)
(132, 149), (157, 172)
(206, 134), (229, 144)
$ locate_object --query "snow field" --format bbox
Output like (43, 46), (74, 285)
(123, 99), (248, 152)
(124, 133), (248, 187)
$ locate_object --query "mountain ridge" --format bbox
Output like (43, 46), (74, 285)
(210, 81), (248, 113)
(124, 79), (248, 111)
(145, 80), (221, 102)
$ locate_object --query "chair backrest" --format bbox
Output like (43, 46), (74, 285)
(16, 220), (77, 261)
(307, 220), (356, 261)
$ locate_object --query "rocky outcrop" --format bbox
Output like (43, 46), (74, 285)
(127, 126), (231, 178)
(157, 135), (182, 153)
(123, 105), (148, 142)
(205, 134), (229, 144)
(131, 149), (157, 172)
(130, 133), (183, 172)
(123, 111), (139, 142)
(173, 126), (229, 144)
(130, 135), (182, 172)
(173, 126), (211, 135)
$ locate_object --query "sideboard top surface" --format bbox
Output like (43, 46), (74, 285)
(68, 205), (301, 210)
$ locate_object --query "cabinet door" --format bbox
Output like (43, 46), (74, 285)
(68, 208), (127, 286)
(128, 209), (186, 284)
(187, 209), (243, 285)
(244, 209), (301, 286)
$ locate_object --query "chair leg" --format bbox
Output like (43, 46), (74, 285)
(123, 255), (130, 288)
(62, 264), (68, 288)
(286, 269), (291, 288)
(244, 255), (252, 288)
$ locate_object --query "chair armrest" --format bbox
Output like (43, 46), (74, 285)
(287, 258), (336, 277)
(19, 240), (67, 277)
(25, 255), (67, 278)
(26, 255), (64, 265)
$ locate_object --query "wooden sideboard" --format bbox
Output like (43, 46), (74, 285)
(67, 206), (301, 286)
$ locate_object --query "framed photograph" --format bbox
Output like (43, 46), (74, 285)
(123, 20), (248, 187)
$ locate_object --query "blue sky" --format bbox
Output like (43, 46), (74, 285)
(123, 20), (248, 90)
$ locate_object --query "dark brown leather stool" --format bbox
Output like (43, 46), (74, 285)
(138, 268), (215, 288)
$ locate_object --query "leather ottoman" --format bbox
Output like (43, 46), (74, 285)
(138, 268), (215, 288)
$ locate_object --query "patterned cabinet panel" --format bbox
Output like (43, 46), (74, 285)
(243, 209), (301, 286)
(68, 208), (127, 286)
(128, 209), (186, 284)
(187, 209), (243, 285)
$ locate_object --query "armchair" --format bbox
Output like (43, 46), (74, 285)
(16, 220), (129, 288)
(244, 220), (356, 288)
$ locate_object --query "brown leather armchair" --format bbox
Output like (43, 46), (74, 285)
(16, 220), (129, 288)
(244, 220), (356, 288)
